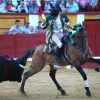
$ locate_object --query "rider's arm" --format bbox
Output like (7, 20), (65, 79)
(63, 13), (71, 27)
(41, 21), (47, 29)
(41, 17), (49, 29)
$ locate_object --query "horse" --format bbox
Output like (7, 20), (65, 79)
(0, 46), (36, 83)
(18, 25), (100, 97)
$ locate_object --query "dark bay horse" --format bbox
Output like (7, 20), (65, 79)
(19, 25), (100, 97)
(0, 47), (35, 83)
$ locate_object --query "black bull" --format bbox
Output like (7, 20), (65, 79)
(0, 46), (36, 83)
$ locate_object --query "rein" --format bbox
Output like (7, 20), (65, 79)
(62, 46), (71, 65)
(75, 42), (87, 53)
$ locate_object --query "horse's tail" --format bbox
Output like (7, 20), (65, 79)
(17, 46), (36, 67)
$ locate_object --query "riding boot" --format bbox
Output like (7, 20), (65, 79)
(53, 46), (61, 69)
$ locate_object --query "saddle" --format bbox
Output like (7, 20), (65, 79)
(44, 35), (69, 55)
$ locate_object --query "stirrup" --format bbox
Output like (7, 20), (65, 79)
(53, 64), (60, 69)
(53, 61), (60, 69)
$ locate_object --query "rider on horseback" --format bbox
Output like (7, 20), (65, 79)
(41, 8), (76, 69)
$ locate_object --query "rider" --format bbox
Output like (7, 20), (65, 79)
(41, 8), (76, 69)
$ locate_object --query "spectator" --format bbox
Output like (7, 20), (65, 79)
(27, 0), (39, 13)
(89, 0), (99, 11)
(0, 0), (6, 13)
(41, 0), (53, 13)
(35, 21), (42, 31)
(66, 0), (79, 12)
(23, 22), (30, 34)
(27, 0), (33, 12)
(75, 0), (90, 12)
(5, 0), (17, 13)
(9, 20), (24, 35)
(17, 0), (28, 13)
(60, 0), (67, 12)
(52, 0), (61, 12)
(29, 26), (36, 34)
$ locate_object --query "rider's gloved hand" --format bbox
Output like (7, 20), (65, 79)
(41, 20), (46, 28)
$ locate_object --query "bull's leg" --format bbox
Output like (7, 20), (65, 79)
(75, 65), (92, 97)
(20, 65), (42, 96)
(49, 65), (67, 95)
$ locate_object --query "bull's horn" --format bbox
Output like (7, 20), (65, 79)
(19, 64), (31, 70)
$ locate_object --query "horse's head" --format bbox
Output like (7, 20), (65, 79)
(73, 24), (87, 53)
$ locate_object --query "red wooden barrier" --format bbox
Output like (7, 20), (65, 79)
(83, 19), (100, 56)
(0, 34), (45, 57)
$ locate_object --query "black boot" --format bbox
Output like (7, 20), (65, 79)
(53, 46), (61, 69)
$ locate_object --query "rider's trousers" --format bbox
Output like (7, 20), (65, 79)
(52, 32), (64, 48)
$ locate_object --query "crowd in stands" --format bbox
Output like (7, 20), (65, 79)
(8, 19), (43, 35)
(0, 0), (100, 13)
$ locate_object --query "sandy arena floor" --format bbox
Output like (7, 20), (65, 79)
(0, 67), (100, 100)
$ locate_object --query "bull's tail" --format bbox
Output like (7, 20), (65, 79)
(17, 46), (36, 66)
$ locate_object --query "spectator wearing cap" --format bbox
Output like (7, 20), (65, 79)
(9, 20), (24, 35)
(23, 22), (30, 34)
(66, 0), (79, 12)
(27, 0), (39, 13)
(41, 0), (54, 13)
(75, 0), (90, 12)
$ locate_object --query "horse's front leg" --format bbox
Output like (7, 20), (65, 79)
(49, 65), (67, 95)
(75, 64), (92, 97)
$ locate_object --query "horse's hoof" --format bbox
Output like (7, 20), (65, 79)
(61, 90), (67, 96)
(86, 91), (92, 97)
(20, 89), (28, 97)
(95, 68), (100, 72)
(21, 92), (28, 97)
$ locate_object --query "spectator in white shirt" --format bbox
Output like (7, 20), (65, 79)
(17, 0), (28, 13)
(29, 26), (36, 34)
(9, 20), (24, 35)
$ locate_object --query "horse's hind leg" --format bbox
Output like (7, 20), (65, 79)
(20, 65), (42, 96)
(49, 65), (67, 95)
(75, 65), (92, 97)
(89, 57), (100, 72)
